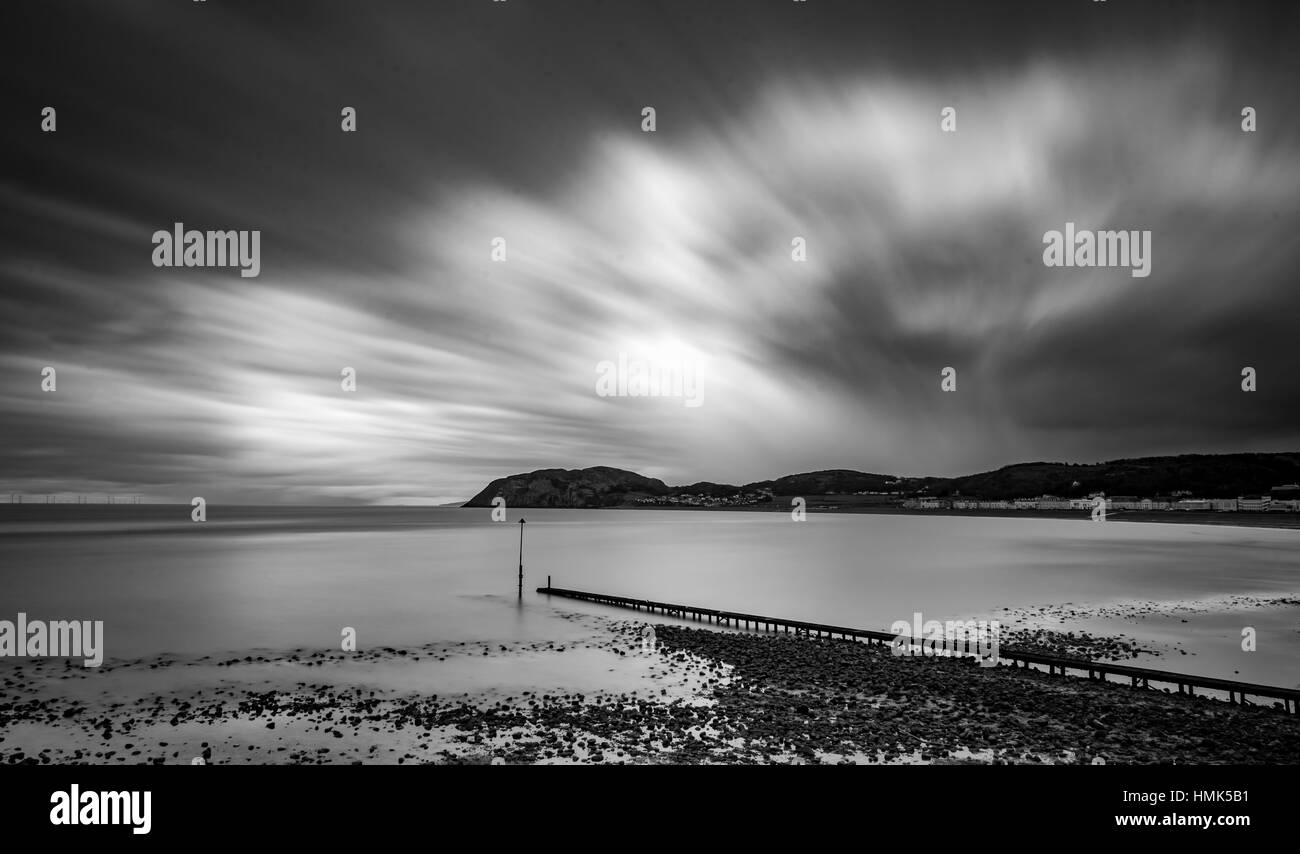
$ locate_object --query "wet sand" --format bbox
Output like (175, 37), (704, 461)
(3, 611), (1298, 765)
(992, 594), (1300, 686)
(0, 614), (727, 765)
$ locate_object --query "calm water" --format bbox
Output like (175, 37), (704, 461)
(2, 506), (1297, 684)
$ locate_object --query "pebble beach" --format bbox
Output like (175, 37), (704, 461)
(4, 611), (1297, 765)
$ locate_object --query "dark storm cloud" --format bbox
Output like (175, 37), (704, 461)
(1, 1), (1297, 501)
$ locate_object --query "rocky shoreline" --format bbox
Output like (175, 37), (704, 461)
(646, 626), (1300, 764)
(3, 616), (1298, 765)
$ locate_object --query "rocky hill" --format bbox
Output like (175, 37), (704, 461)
(462, 466), (672, 508)
(939, 453), (1300, 500)
(461, 453), (1300, 508)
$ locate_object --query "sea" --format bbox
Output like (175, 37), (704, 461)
(1, 505), (1297, 687)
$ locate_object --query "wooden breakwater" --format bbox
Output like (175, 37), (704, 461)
(537, 584), (1300, 714)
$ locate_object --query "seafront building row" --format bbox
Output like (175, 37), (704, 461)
(631, 484), (1300, 511)
(905, 491), (1300, 513)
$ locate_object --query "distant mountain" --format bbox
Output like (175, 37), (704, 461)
(675, 481), (743, 497)
(937, 453), (1300, 500)
(742, 469), (917, 495)
(461, 453), (1300, 508)
(462, 466), (671, 508)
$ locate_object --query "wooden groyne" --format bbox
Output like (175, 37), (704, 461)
(537, 584), (1300, 714)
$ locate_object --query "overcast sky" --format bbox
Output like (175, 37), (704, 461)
(2, 1), (1298, 504)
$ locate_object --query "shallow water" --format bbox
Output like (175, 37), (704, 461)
(1, 506), (1296, 686)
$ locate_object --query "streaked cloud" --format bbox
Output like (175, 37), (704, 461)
(2, 3), (1297, 502)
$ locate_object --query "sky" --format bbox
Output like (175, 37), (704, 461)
(2, 0), (1299, 504)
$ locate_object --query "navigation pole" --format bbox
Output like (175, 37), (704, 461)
(517, 517), (526, 600)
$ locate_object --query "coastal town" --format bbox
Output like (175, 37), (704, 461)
(633, 489), (776, 508)
(904, 486), (1300, 513)
(633, 484), (1300, 512)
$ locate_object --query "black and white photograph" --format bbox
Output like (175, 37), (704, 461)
(2, 0), (1298, 836)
